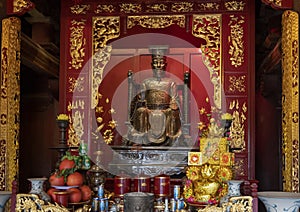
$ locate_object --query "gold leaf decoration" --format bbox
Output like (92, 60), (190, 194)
(95, 4), (115, 13)
(225, 1), (246, 11)
(127, 15), (185, 29)
(70, 4), (90, 14)
(69, 19), (86, 70)
(119, 3), (142, 13)
(228, 75), (246, 93)
(192, 14), (222, 109)
(228, 15), (245, 67)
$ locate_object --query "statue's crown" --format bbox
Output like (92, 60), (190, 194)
(149, 45), (169, 56)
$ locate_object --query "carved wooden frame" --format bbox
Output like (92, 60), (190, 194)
(91, 14), (222, 111)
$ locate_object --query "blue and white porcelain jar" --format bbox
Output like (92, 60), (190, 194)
(258, 191), (300, 212)
(28, 177), (50, 202)
(0, 191), (11, 212)
(227, 180), (243, 197)
(220, 180), (243, 206)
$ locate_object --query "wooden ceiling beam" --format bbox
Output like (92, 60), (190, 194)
(258, 39), (282, 74)
(21, 32), (59, 78)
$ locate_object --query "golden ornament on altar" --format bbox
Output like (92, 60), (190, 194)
(217, 166), (233, 182)
(194, 180), (220, 202)
(188, 152), (202, 165)
(186, 166), (200, 181)
(57, 114), (69, 121)
(201, 164), (217, 179)
(184, 111), (235, 205)
(221, 113), (233, 120)
(183, 187), (194, 199)
(220, 152), (235, 166)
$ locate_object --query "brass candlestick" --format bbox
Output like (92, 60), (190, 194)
(54, 119), (69, 159)
(50, 114), (70, 163)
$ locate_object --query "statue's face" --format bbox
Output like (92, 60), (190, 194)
(152, 55), (166, 78)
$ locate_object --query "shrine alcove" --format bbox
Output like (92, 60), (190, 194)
(57, 0), (256, 187)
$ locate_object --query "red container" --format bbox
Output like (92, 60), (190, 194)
(154, 175), (170, 197)
(54, 191), (69, 207)
(133, 177), (151, 192)
(114, 175), (131, 197)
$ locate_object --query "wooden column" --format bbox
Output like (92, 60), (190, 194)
(0, 17), (21, 191)
(281, 10), (299, 192)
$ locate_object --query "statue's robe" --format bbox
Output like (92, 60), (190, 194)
(128, 77), (182, 145)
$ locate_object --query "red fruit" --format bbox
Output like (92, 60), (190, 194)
(47, 188), (58, 202)
(66, 172), (84, 186)
(68, 187), (82, 203)
(80, 185), (92, 201)
(59, 159), (75, 170)
(49, 173), (65, 186)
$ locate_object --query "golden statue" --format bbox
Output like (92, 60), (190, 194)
(124, 45), (187, 146)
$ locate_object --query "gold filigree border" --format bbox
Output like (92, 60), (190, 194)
(91, 14), (222, 110)
(70, 2), (247, 14)
(0, 17), (21, 190)
(192, 14), (222, 109)
(92, 16), (120, 108)
(282, 10), (299, 192)
(91, 14), (221, 110)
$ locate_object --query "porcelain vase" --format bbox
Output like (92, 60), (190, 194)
(28, 177), (50, 202)
(220, 180), (243, 205)
(0, 191), (12, 212)
(258, 191), (300, 212)
(227, 180), (243, 196)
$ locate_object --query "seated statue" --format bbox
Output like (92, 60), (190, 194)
(124, 45), (186, 146)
